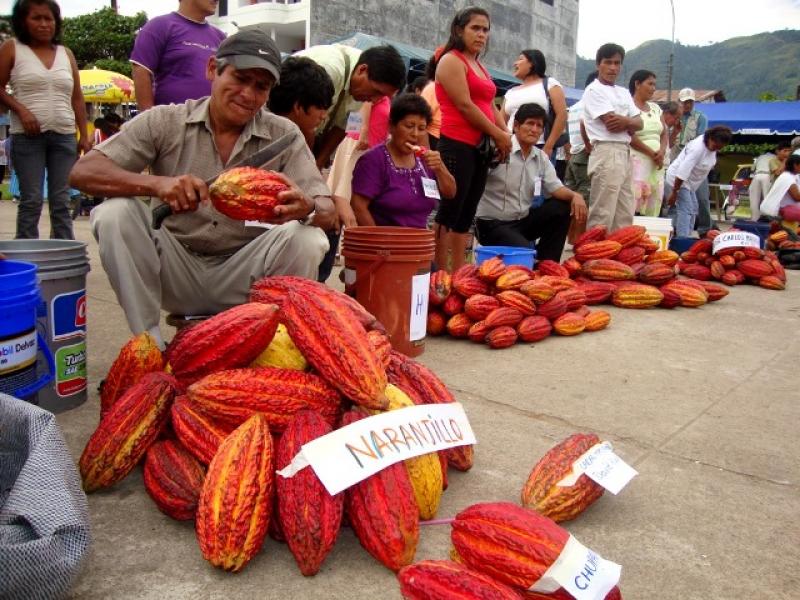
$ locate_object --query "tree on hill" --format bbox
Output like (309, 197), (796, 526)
(62, 7), (146, 77)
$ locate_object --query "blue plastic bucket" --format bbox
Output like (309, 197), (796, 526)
(669, 237), (697, 253)
(474, 245), (537, 268)
(732, 219), (770, 249)
(0, 260), (55, 401)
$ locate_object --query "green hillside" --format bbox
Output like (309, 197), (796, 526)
(576, 30), (800, 101)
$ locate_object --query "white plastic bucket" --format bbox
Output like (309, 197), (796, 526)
(634, 216), (673, 251)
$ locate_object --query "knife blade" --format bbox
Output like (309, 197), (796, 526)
(152, 132), (296, 230)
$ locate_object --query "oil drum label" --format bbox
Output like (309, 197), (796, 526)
(0, 328), (37, 375)
(51, 289), (87, 341)
(55, 340), (87, 397)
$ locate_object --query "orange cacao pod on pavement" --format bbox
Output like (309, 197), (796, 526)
(721, 269), (745, 286)
(696, 281), (729, 301)
(464, 294), (501, 321)
(485, 306), (524, 328)
(574, 240), (622, 262)
(770, 261), (787, 282)
(611, 284), (664, 308)
(584, 310), (611, 331)
(573, 224), (607, 249)
(576, 280), (615, 305)
(486, 326), (518, 349)
(638, 262), (675, 286)
(537, 294), (568, 321)
(606, 224), (646, 248)
(681, 264), (712, 281)
(283, 289), (388, 409)
(196, 413), (273, 572)
(664, 281), (708, 307)
(738, 259), (773, 279)
(562, 257), (583, 278)
(581, 259), (635, 281)
(495, 269), (532, 291)
(442, 292), (466, 316)
(645, 249), (680, 266)
(537, 259), (570, 279)
(276, 410), (343, 576)
(521, 279), (556, 304)
(426, 311), (447, 336)
(478, 257), (507, 282)
(80, 372), (179, 492)
(615, 245), (646, 266)
(429, 270), (452, 306)
(143, 439), (206, 521)
(187, 367), (341, 432)
(552, 312), (585, 336)
(521, 433), (604, 522)
(446, 313), (473, 338)
(342, 409), (419, 571)
(517, 315), (552, 342)
(209, 167), (288, 221)
(171, 394), (233, 465)
(709, 260), (726, 280)
(658, 286), (682, 308)
(468, 320), (491, 343)
(496, 290), (537, 315)
(398, 560), (522, 600)
(758, 275), (785, 290)
(556, 288), (587, 312)
(168, 303), (280, 385)
(101, 332), (164, 418)
(453, 276), (490, 298)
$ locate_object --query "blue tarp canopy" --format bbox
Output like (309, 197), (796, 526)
(696, 102), (800, 135)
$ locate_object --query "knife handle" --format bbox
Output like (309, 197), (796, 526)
(152, 204), (173, 230)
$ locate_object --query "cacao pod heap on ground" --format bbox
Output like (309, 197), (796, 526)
(79, 277), (473, 575)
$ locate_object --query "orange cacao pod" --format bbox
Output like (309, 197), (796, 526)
(742, 246), (764, 259)
(367, 329), (392, 369)
(101, 332), (164, 418)
(552, 312), (585, 336)
(495, 269), (532, 291)
(464, 294), (501, 321)
(635, 236), (660, 253)
(680, 251), (698, 264)
(521, 433), (604, 522)
(758, 275), (785, 290)
(721, 269), (745, 286)
(442, 292), (466, 316)
(664, 281), (708, 307)
(688, 239), (713, 255)
(537, 259), (570, 279)
(581, 259), (635, 281)
(521, 280), (556, 304)
(209, 167), (288, 221)
(576, 280), (615, 305)
(143, 439), (205, 521)
(484, 306), (524, 328)
(477, 257), (507, 282)
(769, 230), (789, 244)
(659, 285), (682, 308)
(168, 303), (280, 385)
(429, 270), (452, 306)
(556, 288), (587, 312)
(398, 560), (522, 600)
(453, 276), (490, 298)
(573, 225), (607, 249)
(638, 262), (675, 286)
(562, 257), (582, 278)
(446, 313), (473, 338)
(574, 240), (622, 262)
(709, 260), (725, 280)
(733, 250), (746, 261)
(584, 310), (611, 331)
(486, 325), (518, 348)
(80, 372), (179, 492)
(770, 261), (786, 282)
(187, 367), (341, 432)
(536, 294), (568, 321)
(283, 289), (387, 409)
(276, 410), (343, 576)
(496, 290), (537, 315)
(720, 254), (736, 269)
(468, 320), (491, 343)
(645, 249), (679, 266)
(681, 264), (712, 281)
(452, 264), (479, 284)
(538, 275), (577, 291)
(611, 284), (664, 308)
(615, 245), (646, 266)
(606, 224), (646, 248)
(171, 394), (233, 465)
(427, 311), (447, 336)
(695, 281), (729, 301)
(738, 259), (773, 279)
(196, 414), (273, 572)
(517, 315), (552, 342)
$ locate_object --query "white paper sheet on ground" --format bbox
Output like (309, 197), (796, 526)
(276, 402), (475, 495)
(556, 442), (637, 495)
(529, 535), (621, 600)
(712, 230), (760, 254)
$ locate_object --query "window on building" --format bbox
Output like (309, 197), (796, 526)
(540, 0), (555, 6)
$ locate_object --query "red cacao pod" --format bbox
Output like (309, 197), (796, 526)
(758, 275), (785, 290)
(426, 311), (447, 336)
(584, 310), (611, 331)
(721, 269), (745, 286)
(615, 245), (646, 266)
(574, 240), (622, 262)
(664, 281), (708, 307)
(477, 257), (507, 282)
(738, 259), (773, 279)
(709, 260), (726, 280)
(581, 259), (635, 281)
(486, 326), (518, 349)
(517, 316), (552, 342)
(429, 270), (452, 306)
(170, 394), (234, 465)
(645, 249), (680, 266)
(681, 264), (712, 281)
(577, 281), (616, 305)
(484, 306), (525, 328)
(453, 276), (490, 298)
(742, 246), (764, 259)
(209, 167), (288, 221)
(695, 281), (729, 301)
(446, 313), (473, 338)
(537, 275), (577, 291)
(468, 320), (491, 343)
(688, 239), (713, 255)
(638, 262), (675, 286)
(635, 236), (660, 253)
(556, 288), (587, 312)
(101, 332), (164, 418)
(537, 259), (570, 279)
(521, 280), (556, 304)
(464, 294), (501, 321)
(496, 290), (537, 315)
(573, 225), (607, 248)
(442, 292), (466, 316)
(561, 257), (583, 278)
(606, 224), (646, 248)
(658, 286), (682, 308)
(143, 439), (205, 521)
(367, 329), (392, 369)
(452, 264), (479, 285)
(680, 251), (698, 264)
(495, 269), (532, 291)
(536, 294), (568, 321)
(398, 560), (522, 600)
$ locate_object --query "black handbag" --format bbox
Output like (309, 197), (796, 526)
(477, 135), (497, 165)
(543, 76), (570, 148)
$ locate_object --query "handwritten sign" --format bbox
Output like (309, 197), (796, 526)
(557, 442), (637, 495)
(530, 535), (621, 600)
(277, 403), (475, 495)
(410, 272), (431, 341)
(712, 230), (760, 255)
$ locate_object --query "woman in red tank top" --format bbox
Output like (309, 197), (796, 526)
(433, 7), (511, 272)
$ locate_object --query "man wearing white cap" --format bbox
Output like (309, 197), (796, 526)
(675, 87), (712, 233)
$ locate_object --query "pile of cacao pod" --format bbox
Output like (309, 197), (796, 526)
(428, 261), (613, 349)
(766, 228), (800, 252)
(80, 276), (473, 574)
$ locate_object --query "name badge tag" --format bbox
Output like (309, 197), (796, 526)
(534, 176), (542, 197)
(345, 111), (362, 135)
(421, 177), (441, 200)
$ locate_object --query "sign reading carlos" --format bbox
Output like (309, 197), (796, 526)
(277, 403), (475, 495)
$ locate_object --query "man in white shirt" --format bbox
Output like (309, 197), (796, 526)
(581, 44), (642, 232)
(564, 71), (597, 202)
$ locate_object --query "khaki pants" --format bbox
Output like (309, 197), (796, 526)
(91, 197), (329, 335)
(587, 142), (635, 231)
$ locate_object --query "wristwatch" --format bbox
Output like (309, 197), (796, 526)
(300, 210), (316, 226)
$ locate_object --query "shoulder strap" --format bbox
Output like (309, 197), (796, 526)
(321, 48), (353, 137)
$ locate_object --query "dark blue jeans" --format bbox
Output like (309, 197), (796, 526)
(11, 132), (78, 239)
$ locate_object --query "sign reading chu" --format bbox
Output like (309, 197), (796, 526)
(51, 290), (87, 341)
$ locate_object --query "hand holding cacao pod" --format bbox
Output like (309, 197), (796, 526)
(154, 174), (209, 213)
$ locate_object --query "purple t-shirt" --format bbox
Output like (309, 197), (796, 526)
(131, 12), (225, 106)
(352, 144), (437, 229)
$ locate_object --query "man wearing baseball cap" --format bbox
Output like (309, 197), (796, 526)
(70, 24), (336, 348)
(674, 87), (712, 234)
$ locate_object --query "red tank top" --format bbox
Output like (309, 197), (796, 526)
(435, 50), (497, 146)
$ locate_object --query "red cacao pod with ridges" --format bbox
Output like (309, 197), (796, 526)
(697, 251), (711, 263)
(427, 311), (447, 336)
(606, 224), (646, 248)
(521, 280), (556, 304)
(758, 275), (785, 290)
(635, 236), (660, 253)
(630, 262), (647, 277)
(556, 288), (587, 312)
(709, 261), (725, 280)
(168, 303), (279, 385)
(495, 290), (537, 315)
(537, 294), (568, 321)
(680, 251), (698, 264)
(573, 225), (607, 248)
(80, 372), (179, 492)
(577, 280), (616, 305)
(101, 332), (164, 418)
(720, 254), (736, 269)
(537, 275), (576, 291)
(584, 310), (611, 331)
(507, 265), (536, 278)
(452, 264), (479, 284)
(495, 269), (532, 291)
(451, 502), (569, 590)
(485, 306), (524, 328)
(664, 281), (708, 307)
(187, 367), (341, 431)
(552, 312), (585, 335)
(537, 259), (570, 278)
(367, 329), (393, 369)
(196, 413), (273, 572)
(645, 249), (680, 266)
(562, 257), (583, 278)
(738, 259), (773, 279)
(638, 262), (675, 286)
(171, 395), (234, 465)
(342, 409), (419, 571)
(721, 269), (745, 286)
(486, 326), (518, 349)
(612, 284), (664, 308)
(143, 439), (205, 521)
(468, 320), (491, 343)
(581, 259), (635, 281)
(733, 250), (746, 261)
(742, 246), (764, 259)
(770, 261), (786, 282)
(681, 264), (712, 281)
(517, 315), (552, 342)
(453, 276), (490, 298)
(521, 433), (604, 522)
(464, 294), (501, 321)
(574, 240), (622, 262)
(659, 286), (682, 308)
(705, 229), (722, 239)
(572, 305), (591, 317)
(283, 290), (388, 409)
(429, 270), (452, 306)
(276, 410), (343, 576)
(209, 167), (288, 221)
(398, 560), (522, 600)
(443, 292), (466, 316)
(688, 239), (713, 255)
(446, 313), (473, 338)
(477, 257), (507, 281)
(615, 245), (646, 266)
(695, 281), (729, 301)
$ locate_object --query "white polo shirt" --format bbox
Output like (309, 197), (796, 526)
(581, 79), (639, 144)
(666, 136), (717, 191)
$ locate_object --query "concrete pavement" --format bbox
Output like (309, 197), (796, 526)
(2, 200), (798, 599)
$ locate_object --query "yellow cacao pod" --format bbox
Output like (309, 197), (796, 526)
(251, 323), (308, 371)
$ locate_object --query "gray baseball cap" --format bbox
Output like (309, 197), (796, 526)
(216, 25), (281, 83)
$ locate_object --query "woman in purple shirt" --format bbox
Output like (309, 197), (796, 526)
(351, 94), (456, 228)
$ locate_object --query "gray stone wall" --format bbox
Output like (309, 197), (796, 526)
(309, 0), (578, 86)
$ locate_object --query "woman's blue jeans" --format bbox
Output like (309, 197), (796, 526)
(666, 182), (698, 238)
(11, 132), (78, 240)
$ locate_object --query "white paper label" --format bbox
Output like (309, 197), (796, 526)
(712, 230), (760, 254)
(277, 403), (475, 495)
(557, 442), (637, 495)
(409, 272), (430, 342)
(421, 176), (441, 200)
(344, 268), (357, 286)
(534, 176), (542, 197)
(0, 329), (37, 374)
(530, 535), (621, 600)
(345, 111), (363, 134)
